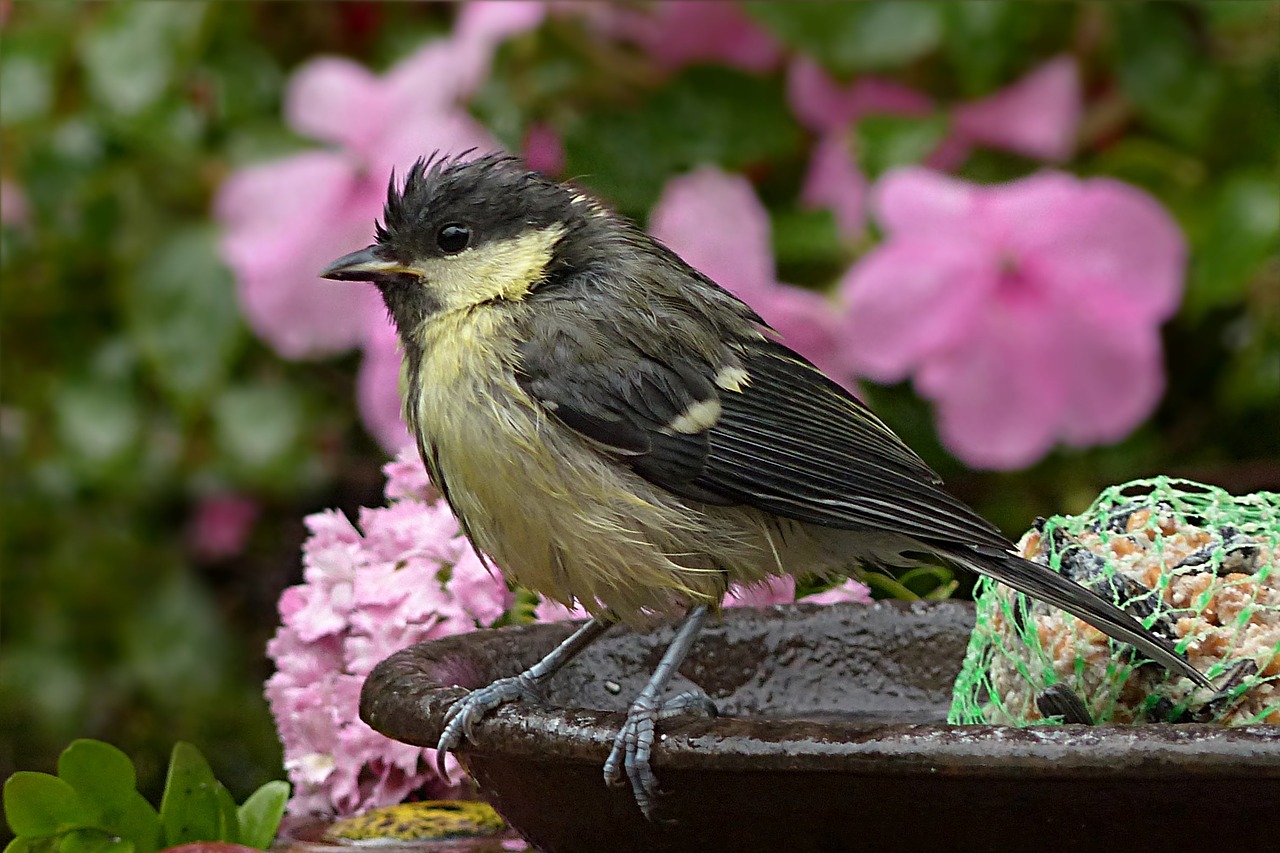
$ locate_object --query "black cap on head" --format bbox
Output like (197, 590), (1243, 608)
(375, 151), (580, 264)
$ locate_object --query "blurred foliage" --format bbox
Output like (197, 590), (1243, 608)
(1, 0), (1277, 807)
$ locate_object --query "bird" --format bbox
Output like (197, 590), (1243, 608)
(320, 152), (1212, 819)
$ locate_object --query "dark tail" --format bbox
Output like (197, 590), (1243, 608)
(949, 547), (1212, 689)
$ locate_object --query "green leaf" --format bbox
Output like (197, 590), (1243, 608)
(854, 114), (950, 179)
(125, 226), (244, 411)
(214, 785), (239, 843)
(748, 2), (942, 72)
(111, 795), (161, 853)
(235, 783), (289, 850)
(57, 741), (136, 812)
(77, 3), (209, 117)
(771, 206), (845, 286)
(211, 382), (304, 477)
(159, 743), (223, 846)
(563, 67), (800, 212)
(1187, 172), (1280, 316)
(5, 837), (38, 853)
(3, 773), (91, 837)
(53, 382), (141, 468)
(0, 52), (56, 126)
(1111, 5), (1223, 147)
(941, 3), (1077, 97)
(898, 566), (957, 598)
(57, 831), (115, 853)
(862, 572), (919, 601)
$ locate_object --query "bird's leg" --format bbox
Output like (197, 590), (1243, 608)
(603, 604), (711, 819)
(436, 614), (613, 777)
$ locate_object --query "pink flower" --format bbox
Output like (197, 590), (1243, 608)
(188, 493), (259, 561)
(842, 167), (1185, 469)
(593, 0), (782, 71)
(267, 449), (510, 816)
(649, 167), (854, 387)
(951, 56), (1080, 163)
(791, 57), (1082, 237)
(523, 122), (565, 176)
(788, 59), (932, 134)
(803, 580), (874, 606)
(1, 177), (28, 226)
(726, 576), (872, 607)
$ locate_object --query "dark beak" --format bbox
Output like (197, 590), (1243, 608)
(319, 246), (408, 282)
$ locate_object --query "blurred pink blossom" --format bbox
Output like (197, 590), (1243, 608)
(188, 494), (259, 561)
(523, 121), (565, 176)
(217, 5), (544, 447)
(266, 451), (512, 817)
(649, 167), (854, 386)
(842, 167), (1185, 469)
(592, 0), (782, 71)
(726, 576), (873, 608)
(791, 56), (1082, 236)
(951, 55), (1080, 163)
(1, 177), (29, 227)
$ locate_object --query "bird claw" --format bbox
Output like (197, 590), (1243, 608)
(435, 674), (543, 779)
(603, 689), (718, 819)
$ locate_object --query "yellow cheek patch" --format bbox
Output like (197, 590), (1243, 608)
(412, 224), (566, 312)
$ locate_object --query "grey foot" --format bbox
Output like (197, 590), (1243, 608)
(435, 674), (542, 777)
(602, 689), (718, 819)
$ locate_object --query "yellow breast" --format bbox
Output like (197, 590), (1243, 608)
(404, 306), (829, 622)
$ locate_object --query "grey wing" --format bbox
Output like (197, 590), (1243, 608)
(516, 322), (1010, 552)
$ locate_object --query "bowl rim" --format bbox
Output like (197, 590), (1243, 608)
(360, 601), (1280, 779)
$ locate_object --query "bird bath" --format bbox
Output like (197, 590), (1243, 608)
(361, 601), (1280, 853)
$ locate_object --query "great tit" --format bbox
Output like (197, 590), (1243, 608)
(321, 152), (1210, 819)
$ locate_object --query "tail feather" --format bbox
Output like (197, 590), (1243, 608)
(950, 548), (1212, 689)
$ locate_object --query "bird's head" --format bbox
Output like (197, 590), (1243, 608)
(320, 152), (595, 331)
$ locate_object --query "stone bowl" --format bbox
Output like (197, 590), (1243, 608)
(361, 601), (1280, 853)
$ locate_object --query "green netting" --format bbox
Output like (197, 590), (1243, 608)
(949, 478), (1279, 726)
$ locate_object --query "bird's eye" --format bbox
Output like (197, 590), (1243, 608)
(437, 224), (471, 254)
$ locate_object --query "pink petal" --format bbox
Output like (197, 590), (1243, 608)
(788, 58), (931, 132)
(788, 57), (853, 132)
(534, 597), (591, 622)
(871, 166), (983, 237)
(370, 108), (503, 188)
(801, 131), (869, 237)
(600, 0), (781, 72)
(383, 448), (432, 502)
(915, 299), (1064, 470)
(649, 167), (774, 301)
(215, 153), (384, 358)
(726, 576), (795, 607)
(0, 177), (27, 226)
(285, 57), (387, 155)
(523, 121), (565, 175)
(802, 579), (873, 605)
(385, 41), (478, 118)
(356, 315), (414, 452)
(953, 56), (1081, 162)
(188, 494), (259, 561)
(841, 239), (996, 382)
(455, 0), (546, 47)
(1000, 175), (1187, 324)
(448, 548), (513, 626)
(1042, 292), (1166, 445)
